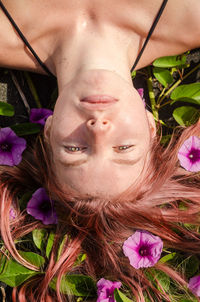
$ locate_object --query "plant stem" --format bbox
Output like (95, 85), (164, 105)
(158, 62), (200, 105)
(157, 87), (166, 105)
(24, 72), (42, 108)
(10, 71), (30, 113)
(147, 67), (159, 120)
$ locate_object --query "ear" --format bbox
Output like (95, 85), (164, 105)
(146, 110), (156, 138)
(44, 115), (53, 142)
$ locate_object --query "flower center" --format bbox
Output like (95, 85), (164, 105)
(39, 201), (52, 212)
(139, 245), (150, 256)
(0, 143), (11, 152)
(188, 149), (200, 163)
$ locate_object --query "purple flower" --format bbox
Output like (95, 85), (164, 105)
(137, 88), (146, 106)
(122, 230), (163, 269)
(27, 188), (57, 225)
(178, 136), (200, 172)
(0, 127), (26, 166)
(97, 278), (121, 302)
(188, 275), (200, 297)
(30, 108), (53, 126)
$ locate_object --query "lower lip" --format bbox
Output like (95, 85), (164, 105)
(80, 95), (118, 104)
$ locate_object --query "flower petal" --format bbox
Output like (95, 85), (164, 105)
(97, 278), (121, 302)
(26, 188), (57, 225)
(30, 108), (53, 126)
(178, 136), (200, 172)
(0, 127), (26, 166)
(188, 275), (200, 297)
(123, 230), (163, 269)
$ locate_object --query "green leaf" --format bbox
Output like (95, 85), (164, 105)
(159, 252), (177, 264)
(153, 54), (186, 68)
(46, 231), (55, 258)
(178, 298), (198, 302)
(146, 269), (170, 293)
(50, 275), (96, 297)
(32, 228), (48, 251)
(131, 70), (136, 79)
(18, 251), (45, 268)
(172, 106), (199, 126)
(114, 289), (133, 302)
(11, 122), (41, 136)
(0, 101), (15, 116)
(160, 135), (171, 146)
(19, 191), (34, 211)
(57, 234), (68, 260)
(170, 83), (200, 105)
(185, 255), (199, 278)
(155, 271), (170, 292)
(153, 67), (173, 87)
(0, 257), (39, 287)
(74, 253), (87, 266)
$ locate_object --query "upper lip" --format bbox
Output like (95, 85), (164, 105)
(80, 95), (118, 110)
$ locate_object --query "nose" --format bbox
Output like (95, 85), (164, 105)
(86, 118), (111, 133)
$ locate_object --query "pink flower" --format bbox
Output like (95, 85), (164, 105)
(137, 88), (146, 106)
(97, 278), (121, 302)
(178, 136), (200, 172)
(123, 230), (163, 269)
(188, 275), (200, 297)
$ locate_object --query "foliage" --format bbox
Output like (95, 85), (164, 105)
(0, 50), (200, 301)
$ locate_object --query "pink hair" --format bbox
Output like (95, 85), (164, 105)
(0, 122), (200, 301)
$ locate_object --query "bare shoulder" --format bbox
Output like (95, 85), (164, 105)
(164, 0), (200, 49)
(0, 0), (56, 72)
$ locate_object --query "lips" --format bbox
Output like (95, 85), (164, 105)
(80, 95), (118, 110)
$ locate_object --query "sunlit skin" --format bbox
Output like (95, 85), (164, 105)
(1, 0), (200, 198)
(45, 69), (156, 198)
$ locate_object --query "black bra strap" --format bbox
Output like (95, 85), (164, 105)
(131, 0), (168, 72)
(0, 0), (55, 77)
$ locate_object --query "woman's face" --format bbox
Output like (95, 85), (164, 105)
(45, 69), (156, 198)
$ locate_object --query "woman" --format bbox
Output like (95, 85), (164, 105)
(0, 0), (200, 301)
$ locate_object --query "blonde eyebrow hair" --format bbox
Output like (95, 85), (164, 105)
(60, 158), (140, 167)
(112, 158), (140, 165)
(60, 159), (88, 167)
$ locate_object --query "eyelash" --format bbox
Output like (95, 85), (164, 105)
(64, 145), (134, 152)
(64, 146), (86, 152)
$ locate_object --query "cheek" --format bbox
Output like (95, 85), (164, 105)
(116, 116), (150, 139)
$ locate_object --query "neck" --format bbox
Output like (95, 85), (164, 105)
(53, 21), (135, 91)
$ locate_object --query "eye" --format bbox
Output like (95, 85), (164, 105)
(64, 146), (87, 153)
(114, 145), (134, 152)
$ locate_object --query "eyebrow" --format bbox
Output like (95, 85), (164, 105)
(60, 158), (140, 167)
(112, 158), (140, 165)
(61, 159), (88, 167)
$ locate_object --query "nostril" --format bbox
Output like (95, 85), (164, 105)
(102, 121), (108, 125)
(87, 119), (96, 126)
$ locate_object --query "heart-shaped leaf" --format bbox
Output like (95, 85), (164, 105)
(153, 67), (173, 87)
(11, 123), (41, 136)
(153, 54), (186, 68)
(170, 83), (200, 105)
(173, 106), (199, 126)
(0, 101), (15, 116)
(50, 275), (96, 297)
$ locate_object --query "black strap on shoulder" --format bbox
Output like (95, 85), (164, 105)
(0, 0), (55, 77)
(131, 0), (168, 73)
